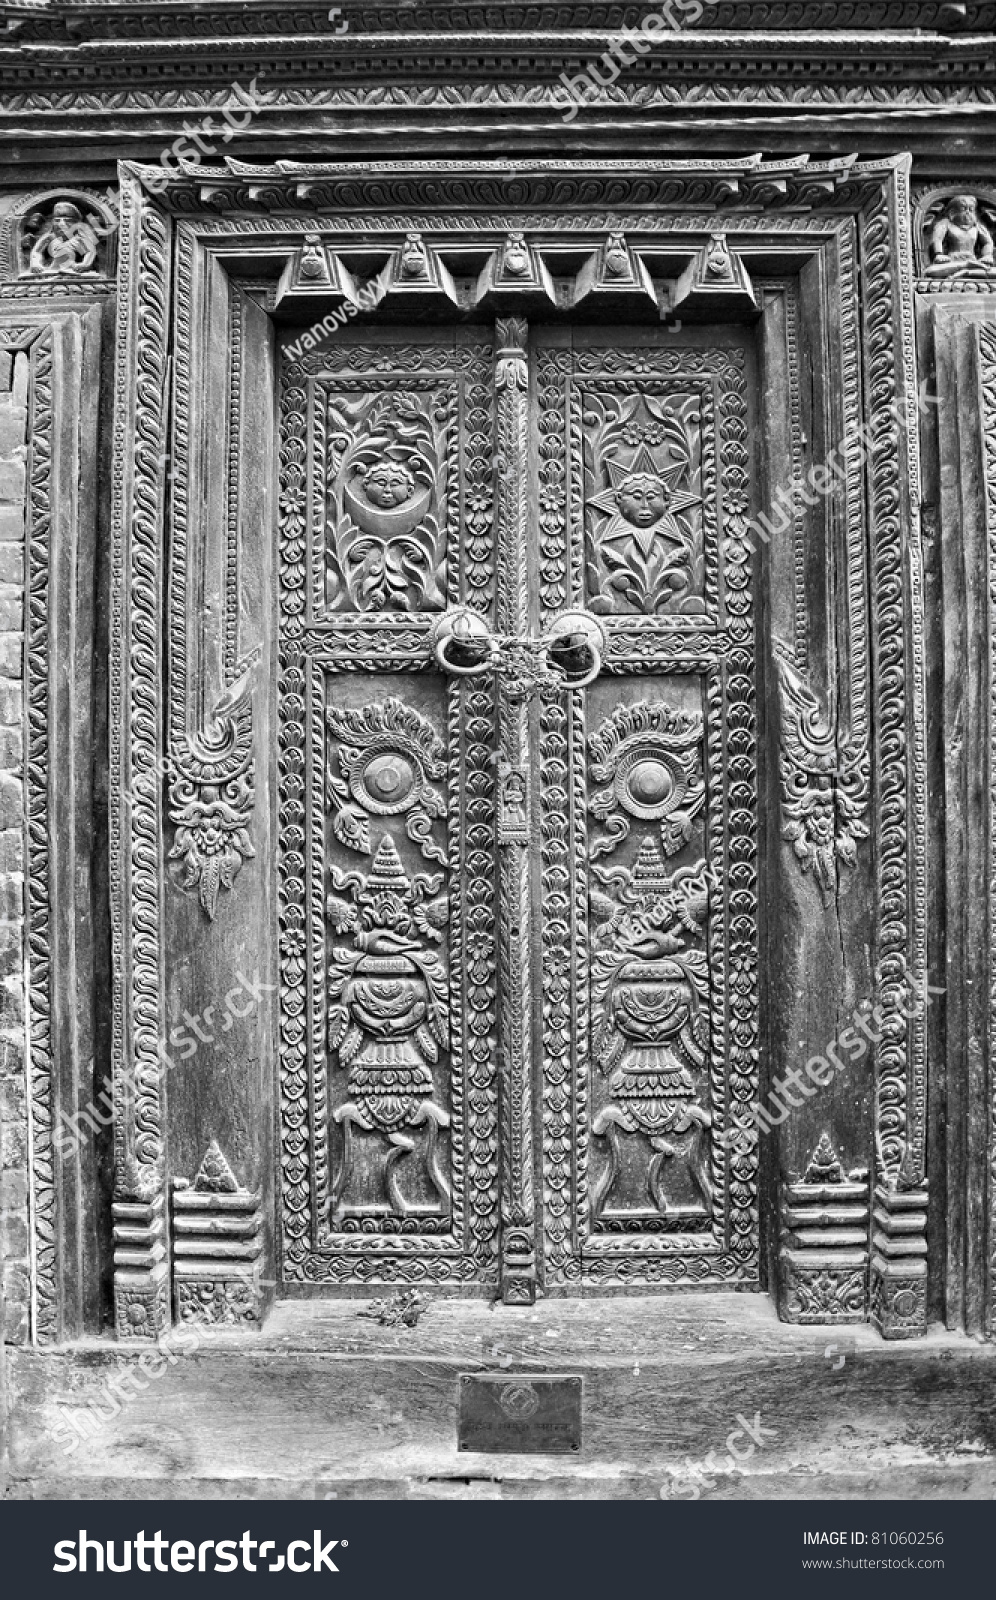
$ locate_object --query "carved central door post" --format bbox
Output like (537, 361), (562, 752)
(494, 319), (537, 1305)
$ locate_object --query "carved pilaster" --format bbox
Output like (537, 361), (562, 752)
(870, 1182), (929, 1340)
(495, 317), (536, 1304)
(860, 163), (928, 1332)
(777, 1136), (869, 1325)
(109, 170), (173, 1339)
(172, 1142), (264, 1327)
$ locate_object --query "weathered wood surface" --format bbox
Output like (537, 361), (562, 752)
(6, 1296), (996, 1500)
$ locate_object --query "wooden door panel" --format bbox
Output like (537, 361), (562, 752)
(278, 329), (500, 1289)
(534, 332), (759, 1289)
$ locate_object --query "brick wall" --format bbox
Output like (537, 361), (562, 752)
(0, 347), (29, 1347)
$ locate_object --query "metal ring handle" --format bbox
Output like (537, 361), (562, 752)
(543, 610), (606, 690)
(431, 606), (495, 676)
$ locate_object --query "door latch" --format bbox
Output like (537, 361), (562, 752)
(432, 606), (606, 695)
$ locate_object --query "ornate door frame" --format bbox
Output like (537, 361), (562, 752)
(107, 154), (927, 1339)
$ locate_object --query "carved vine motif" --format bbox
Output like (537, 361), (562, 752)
(168, 670), (256, 921)
(590, 840), (713, 1221)
(588, 700), (705, 862)
(324, 384), (453, 611)
(775, 648), (869, 891)
(326, 833), (452, 1223)
(582, 390), (704, 615)
(326, 696), (447, 866)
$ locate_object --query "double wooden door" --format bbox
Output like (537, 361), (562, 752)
(277, 316), (759, 1300)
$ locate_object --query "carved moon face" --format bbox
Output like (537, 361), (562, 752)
(615, 472), (668, 528)
(362, 461), (416, 509)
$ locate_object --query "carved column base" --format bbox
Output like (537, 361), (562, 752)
(777, 1141), (870, 1324)
(112, 1194), (170, 1341)
(171, 1141), (264, 1327)
(870, 1184), (928, 1340)
(501, 1228), (536, 1306)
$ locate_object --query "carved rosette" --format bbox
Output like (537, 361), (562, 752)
(588, 700), (705, 861)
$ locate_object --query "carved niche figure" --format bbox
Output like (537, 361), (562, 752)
(583, 392), (704, 615)
(21, 199), (101, 276)
(926, 194), (996, 281)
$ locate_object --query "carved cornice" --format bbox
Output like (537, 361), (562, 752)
(122, 153), (895, 217)
(1, 1), (993, 43)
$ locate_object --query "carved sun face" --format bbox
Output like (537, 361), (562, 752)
(615, 473), (669, 528)
(589, 443), (701, 558)
(361, 461), (416, 508)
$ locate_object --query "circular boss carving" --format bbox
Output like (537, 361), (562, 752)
(615, 747), (688, 821)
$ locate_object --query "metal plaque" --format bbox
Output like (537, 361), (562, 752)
(457, 1374), (583, 1454)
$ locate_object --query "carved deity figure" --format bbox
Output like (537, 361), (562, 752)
(23, 201), (100, 276)
(926, 194), (996, 280)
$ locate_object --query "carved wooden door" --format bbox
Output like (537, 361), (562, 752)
(277, 318), (758, 1300)
(533, 327), (758, 1295)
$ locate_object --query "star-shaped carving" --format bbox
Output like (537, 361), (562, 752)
(588, 442), (701, 558)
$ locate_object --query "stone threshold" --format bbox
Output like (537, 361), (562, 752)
(5, 1296), (996, 1500)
